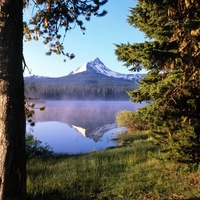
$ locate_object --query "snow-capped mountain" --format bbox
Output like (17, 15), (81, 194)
(70, 57), (144, 82)
(24, 57), (145, 100)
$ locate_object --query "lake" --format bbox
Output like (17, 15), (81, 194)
(26, 100), (146, 154)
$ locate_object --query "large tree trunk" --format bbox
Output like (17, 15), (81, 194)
(0, 0), (26, 199)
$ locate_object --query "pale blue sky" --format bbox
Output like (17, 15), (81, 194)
(23, 0), (145, 77)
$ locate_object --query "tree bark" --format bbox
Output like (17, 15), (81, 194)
(0, 0), (26, 199)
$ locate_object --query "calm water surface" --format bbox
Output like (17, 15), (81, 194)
(27, 101), (146, 154)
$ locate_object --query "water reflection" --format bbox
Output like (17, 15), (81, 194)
(27, 101), (146, 154)
(28, 121), (122, 154)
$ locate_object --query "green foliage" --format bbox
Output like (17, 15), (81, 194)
(23, 0), (108, 57)
(25, 96), (45, 126)
(25, 97), (51, 159)
(115, 0), (200, 165)
(116, 110), (149, 131)
(116, 131), (149, 147)
(26, 133), (53, 159)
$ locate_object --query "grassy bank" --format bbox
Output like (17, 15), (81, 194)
(27, 131), (200, 200)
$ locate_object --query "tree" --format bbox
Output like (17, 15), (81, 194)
(115, 0), (200, 165)
(0, 0), (107, 199)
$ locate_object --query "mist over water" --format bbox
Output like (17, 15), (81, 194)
(27, 100), (146, 154)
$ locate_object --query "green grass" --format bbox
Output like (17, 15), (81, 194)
(27, 131), (200, 200)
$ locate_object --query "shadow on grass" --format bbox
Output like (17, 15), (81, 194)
(185, 198), (200, 200)
(27, 195), (200, 200)
(27, 192), (97, 200)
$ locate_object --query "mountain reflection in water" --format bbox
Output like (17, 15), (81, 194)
(27, 101), (146, 154)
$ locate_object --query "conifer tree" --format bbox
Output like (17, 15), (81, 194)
(0, 0), (107, 199)
(115, 0), (200, 165)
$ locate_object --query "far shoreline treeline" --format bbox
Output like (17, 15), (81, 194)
(24, 84), (137, 101)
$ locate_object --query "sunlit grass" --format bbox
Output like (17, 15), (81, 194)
(27, 131), (200, 200)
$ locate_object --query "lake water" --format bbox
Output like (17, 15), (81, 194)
(26, 100), (146, 154)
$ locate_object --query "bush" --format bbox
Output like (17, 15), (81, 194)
(26, 133), (53, 159)
(116, 110), (149, 131)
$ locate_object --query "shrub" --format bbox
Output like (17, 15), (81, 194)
(26, 133), (53, 159)
(116, 110), (149, 131)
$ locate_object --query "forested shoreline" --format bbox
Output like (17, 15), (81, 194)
(24, 84), (135, 100)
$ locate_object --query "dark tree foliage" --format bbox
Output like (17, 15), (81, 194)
(115, 0), (200, 166)
(23, 0), (108, 57)
(25, 133), (53, 159)
(24, 84), (134, 100)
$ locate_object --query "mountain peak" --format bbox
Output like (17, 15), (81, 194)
(93, 57), (106, 67)
(71, 58), (107, 75)
(94, 57), (101, 63)
(71, 58), (145, 81)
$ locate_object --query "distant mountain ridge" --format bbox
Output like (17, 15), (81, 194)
(24, 58), (145, 100)
(70, 57), (144, 81)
